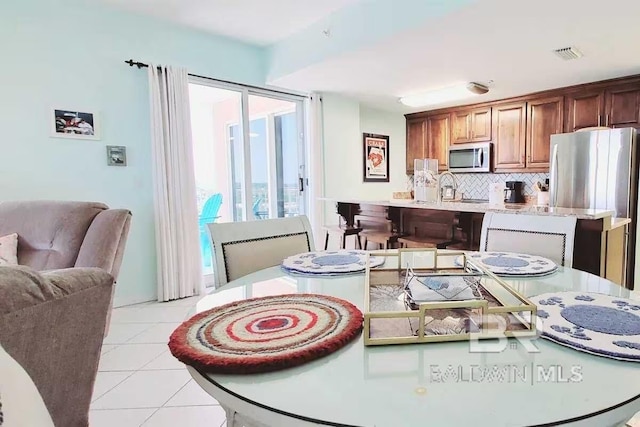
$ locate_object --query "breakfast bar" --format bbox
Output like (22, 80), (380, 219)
(323, 198), (632, 288)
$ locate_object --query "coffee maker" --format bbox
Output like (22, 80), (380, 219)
(504, 181), (525, 203)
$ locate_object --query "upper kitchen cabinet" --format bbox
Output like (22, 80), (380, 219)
(605, 85), (640, 128)
(526, 96), (564, 170)
(451, 107), (491, 144)
(426, 113), (451, 171)
(406, 118), (426, 174)
(565, 91), (605, 131)
(493, 102), (526, 171)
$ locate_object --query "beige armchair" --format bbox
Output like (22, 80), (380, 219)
(0, 200), (131, 427)
(0, 200), (131, 278)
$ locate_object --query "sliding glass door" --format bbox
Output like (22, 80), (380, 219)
(189, 79), (307, 284)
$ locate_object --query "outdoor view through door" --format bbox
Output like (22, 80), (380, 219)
(189, 81), (307, 282)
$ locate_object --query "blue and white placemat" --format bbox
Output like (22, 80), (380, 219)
(532, 292), (640, 362)
(457, 252), (557, 277)
(282, 250), (384, 276)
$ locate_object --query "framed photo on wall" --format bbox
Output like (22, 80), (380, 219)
(363, 133), (389, 182)
(51, 108), (100, 140)
(106, 145), (127, 166)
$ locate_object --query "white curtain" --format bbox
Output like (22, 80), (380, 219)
(305, 93), (325, 248)
(148, 65), (204, 301)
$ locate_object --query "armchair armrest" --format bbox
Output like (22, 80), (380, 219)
(75, 209), (132, 280)
(0, 266), (114, 427)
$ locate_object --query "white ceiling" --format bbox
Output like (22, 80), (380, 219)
(271, 0), (640, 112)
(100, 0), (362, 45)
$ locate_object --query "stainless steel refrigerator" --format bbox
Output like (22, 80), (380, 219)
(549, 127), (638, 288)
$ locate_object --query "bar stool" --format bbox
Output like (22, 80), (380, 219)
(323, 225), (362, 250)
(355, 214), (395, 250)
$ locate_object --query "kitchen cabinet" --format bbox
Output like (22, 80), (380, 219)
(606, 85), (640, 128)
(406, 74), (640, 174)
(565, 91), (604, 131)
(451, 107), (491, 144)
(566, 85), (640, 131)
(493, 102), (526, 171)
(426, 113), (451, 171)
(406, 118), (426, 174)
(526, 96), (564, 169)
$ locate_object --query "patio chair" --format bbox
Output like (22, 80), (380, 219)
(198, 193), (223, 267)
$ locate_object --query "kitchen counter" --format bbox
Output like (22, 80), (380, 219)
(321, 198), (630, 287)
(320, 198), (616, 220)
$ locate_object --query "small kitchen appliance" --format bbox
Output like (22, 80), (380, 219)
(504, 181), (525, 203)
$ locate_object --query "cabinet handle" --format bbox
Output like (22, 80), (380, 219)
(598, 114), (601, 126)
(606, 114), (610, 127)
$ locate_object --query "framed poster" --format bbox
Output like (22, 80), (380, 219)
(363, 133), (389, 182)
(50, 108), (100, 140)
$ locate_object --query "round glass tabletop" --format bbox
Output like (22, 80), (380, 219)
(192, 263), (640, 427)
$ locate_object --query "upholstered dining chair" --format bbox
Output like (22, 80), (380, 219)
(207, 215), (315, 288)
(479, 212), (577, 267)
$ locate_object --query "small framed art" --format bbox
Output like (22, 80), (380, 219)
(363, 133), (389, 182)
(51, 108), (100, 140)
(106, 145), (127, 166)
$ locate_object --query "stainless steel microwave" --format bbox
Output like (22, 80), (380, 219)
(448, 142), (492, 173)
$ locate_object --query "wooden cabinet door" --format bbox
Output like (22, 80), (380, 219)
(526, 96), (564, 169)
(493, 102), (526, 170)
(406, 119), (426, 174)
(451, 107), (491, 143)
(426, 113), (451, 171)
(451, 111), (471, 144)
(565, 91), (605, 131)
(606, 86), (640, 128)
(470, 107), (492, 142)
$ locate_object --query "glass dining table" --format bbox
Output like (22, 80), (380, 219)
(188, 257), (640, 427)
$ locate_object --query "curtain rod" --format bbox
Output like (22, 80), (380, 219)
(124, 59), (308, 99)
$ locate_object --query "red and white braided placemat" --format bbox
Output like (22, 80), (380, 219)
(169, 294), (363, 374)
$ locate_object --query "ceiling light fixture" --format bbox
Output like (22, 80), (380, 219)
(400, 82), (489, 107)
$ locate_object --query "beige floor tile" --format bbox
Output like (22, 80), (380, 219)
(91, 369), (191, 409)
(89, 408), (156, 427)
(142, 406), (226, 427)
(98, 343), (166, 371)
(141, 350), (185, 370)
(127, 323), (182, 344)
(103, 323), (157, 344)
(164, 380), (219, 407)
(92, 371), (134, 402)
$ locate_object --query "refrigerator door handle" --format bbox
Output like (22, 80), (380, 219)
(551, 145), (559, 207)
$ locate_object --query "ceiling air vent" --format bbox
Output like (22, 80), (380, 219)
(553, 46), (583, 60)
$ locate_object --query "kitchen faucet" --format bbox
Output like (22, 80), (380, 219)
(437, 171), (459, 203)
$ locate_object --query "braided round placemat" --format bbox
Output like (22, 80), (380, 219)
(169, 294), (363, 374)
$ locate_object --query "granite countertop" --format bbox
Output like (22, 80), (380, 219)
(319, 198), (616, 220)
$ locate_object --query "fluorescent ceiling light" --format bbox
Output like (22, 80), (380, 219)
(400, 82), (489, 107)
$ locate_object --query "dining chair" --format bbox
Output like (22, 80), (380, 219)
(207, 215), (315, 287)
(479, 212), (577, 266)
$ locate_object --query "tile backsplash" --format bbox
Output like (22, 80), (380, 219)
(454, 173), (549, 199)
(407, 172), (549, 200)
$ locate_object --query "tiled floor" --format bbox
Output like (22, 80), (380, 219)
(90, 296), (227, 427)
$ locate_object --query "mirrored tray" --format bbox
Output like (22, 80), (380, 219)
(363, 249), (538, 346)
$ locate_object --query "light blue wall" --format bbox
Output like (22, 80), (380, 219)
(322, 94), (407, 225)
(0, 0), (265, 306)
